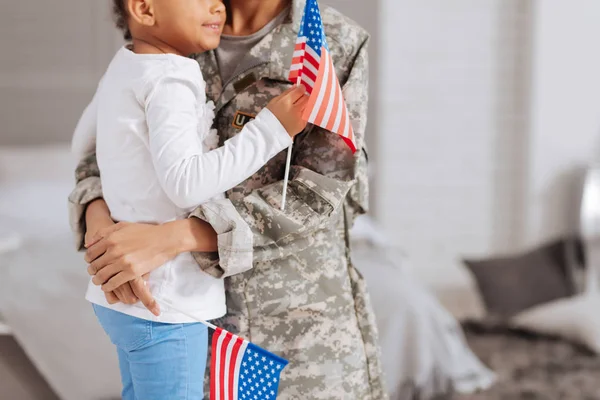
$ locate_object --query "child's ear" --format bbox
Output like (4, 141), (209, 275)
(128, 0), (156, 27)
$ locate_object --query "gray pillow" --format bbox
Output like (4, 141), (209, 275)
(464, 238), (580, 317)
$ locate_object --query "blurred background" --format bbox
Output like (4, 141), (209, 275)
(2, 0), (600, 399)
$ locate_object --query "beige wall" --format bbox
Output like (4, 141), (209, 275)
(0, 1), (119, 146)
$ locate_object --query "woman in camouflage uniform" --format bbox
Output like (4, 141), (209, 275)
(71, 0), (386, 398)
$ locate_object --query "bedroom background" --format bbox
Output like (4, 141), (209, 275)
(2, 0), (600, 399)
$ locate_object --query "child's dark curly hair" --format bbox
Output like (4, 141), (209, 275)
(113, 0), (132, 41)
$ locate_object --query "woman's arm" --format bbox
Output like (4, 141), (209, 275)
(85, 213), (218, 290)
(83, 203), (217, 314)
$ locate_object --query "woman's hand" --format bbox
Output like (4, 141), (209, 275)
(85, 222), (177, 287)
(84, 218), (217, 314)
(85, 199), (127, 305)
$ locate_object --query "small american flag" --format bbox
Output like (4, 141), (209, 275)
(288, 0), (356, 152)
(210, 327), (289, 400)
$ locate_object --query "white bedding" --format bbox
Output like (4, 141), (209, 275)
(0, 145), (121, 400)
(0, 146), (494, 400)
(351, 218), (495, 399)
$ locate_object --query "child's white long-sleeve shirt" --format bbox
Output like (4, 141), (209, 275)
(73, 47), (292, 323)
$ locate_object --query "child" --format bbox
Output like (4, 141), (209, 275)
(71, 0), (308, 398)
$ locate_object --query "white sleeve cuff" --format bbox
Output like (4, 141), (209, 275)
(254, 108), (293, 150)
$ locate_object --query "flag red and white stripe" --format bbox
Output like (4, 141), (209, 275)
(287, 0), (356, 152)
(155, 297), (287, 399)
(210, 327), (287, 400)
(211, 328), (248, 400)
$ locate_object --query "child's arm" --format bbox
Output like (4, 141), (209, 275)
(146, 68), (306, 209)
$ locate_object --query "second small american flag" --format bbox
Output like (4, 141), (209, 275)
(288, 0), (356, 152)
(210, 327), (288, 400)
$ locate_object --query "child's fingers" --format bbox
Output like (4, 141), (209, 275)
(280, 85), (300, 98)
(131, 278), (161, 316)
(295, 94), (310, 109)
(288, 85), (307, 103)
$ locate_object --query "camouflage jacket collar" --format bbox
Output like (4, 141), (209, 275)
(197, 0), (305, 107)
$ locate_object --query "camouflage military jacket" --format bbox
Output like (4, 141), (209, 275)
(68, 1), (386, 398)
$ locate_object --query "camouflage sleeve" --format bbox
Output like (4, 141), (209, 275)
(68, 153), (255, 279)
(188, 199), (253, 279)
(68, 153), (103, 250)
(190, 38), (370, 262)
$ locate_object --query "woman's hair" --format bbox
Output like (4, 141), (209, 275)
(113, 0), (132, 41)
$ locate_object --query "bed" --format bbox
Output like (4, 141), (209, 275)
(0, 145), (497, 400)
(458, 322), (600, 400)
(0, 145), (122, 400)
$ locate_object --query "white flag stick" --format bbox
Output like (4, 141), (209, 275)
(281, 77), (305, 211)
(155, 296), (218, 331)
(281, 142), (293, 211)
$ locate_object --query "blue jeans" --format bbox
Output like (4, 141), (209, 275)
(93, 305), (208, 400)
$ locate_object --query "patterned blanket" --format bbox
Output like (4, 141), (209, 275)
(458, 322), (600, 400)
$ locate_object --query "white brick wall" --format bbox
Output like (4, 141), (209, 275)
(525, 0), (600, 247)
(375, 0), (531, 301)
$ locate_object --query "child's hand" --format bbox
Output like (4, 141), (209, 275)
(267, 85), (310, 138)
